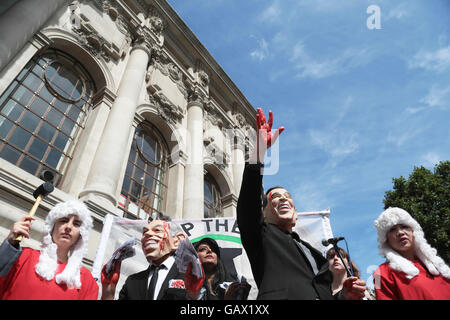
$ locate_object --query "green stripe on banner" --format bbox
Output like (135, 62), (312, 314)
(191, 234), (242, 245)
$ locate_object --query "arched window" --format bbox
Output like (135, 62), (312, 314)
(0, 49), (94, 186)
(119, 121), (168, 219)
(204, 172), (223, 218)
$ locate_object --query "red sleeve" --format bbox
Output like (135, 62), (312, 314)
(79, 268), (99, 300)
(0, 272), (6, 294)
(373, 264), (398, 300)
(0, 247), (32, 299)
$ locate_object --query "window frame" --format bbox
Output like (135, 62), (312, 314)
(204, 172), (223, 218)
(0, 49), (94, 187)
(119, 121), (169, 220)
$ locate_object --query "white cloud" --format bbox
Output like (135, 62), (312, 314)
(307, 96), (359, 165)
(408, 46), (450, 73)
(385, 4), (408, 20)
(421, 152), (441, 168)
(293, 182), (333, 212)
(250, 37), (269, 61)
(259, 2), (282, 22)
(295, 0), (358, 13)
(420, 85), (450, 108)
(405, 106), (426, 114)
(289, 42), (371, 79)
(309, 129), (359, 161)
(386, 126), (423, 147)
(405, 85), (450, 114)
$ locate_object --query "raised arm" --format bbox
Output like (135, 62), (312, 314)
(248, 108), (285, 164)
(237, 108), (285, 274)
(0, 216), (35, 276)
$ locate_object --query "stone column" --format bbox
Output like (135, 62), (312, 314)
(80, 39), (152, 211)
(165, 151), (188, 220)
(182, 91), (205, 219)
(0, 0), (70, 72)
(232, 131), (246, 196)
(61, 88), (116, 197)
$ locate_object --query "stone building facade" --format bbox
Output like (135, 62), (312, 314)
(0, 0), (256, 271)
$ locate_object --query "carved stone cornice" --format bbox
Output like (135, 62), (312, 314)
(72, 0), (134, 62)
(234, 113), (247, 128)
(134, 1), (168, 37)
(195, 60), (210, 90)
(131, 27), (154, 59)
(186, 84), (208, 109)
(204, 139), (229, 169)
(204, 101), (222, 128)
(85, 0), (162, 60)
(147, 6), (166, 38)
(148, 49), (188, 98)
(149, 91), (185, 125)
(198, 70), (210, 88)
(221, 193), (238, 208)
(168, 149), (188, 167)
(203, 101), (234, 135)
(156, 0), (257, 125)
(92, 86), (117, 108)
(31, 31), (53, 51)
(72, 19), (121, 62)
(232, 130), (246, 151)
(92, 0), (132, 37)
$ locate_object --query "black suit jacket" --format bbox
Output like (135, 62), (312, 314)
(118, 261), (187, 300)
(237, 163), (335, 300)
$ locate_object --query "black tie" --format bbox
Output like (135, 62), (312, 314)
(147, 265), (161, 300)
(291, 232), (319, 275)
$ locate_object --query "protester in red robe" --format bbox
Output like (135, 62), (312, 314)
(0, 200), (98, 300)
(373, 207), (450, 300)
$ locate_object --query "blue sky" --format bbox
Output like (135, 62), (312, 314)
(166, 0), (450, 284)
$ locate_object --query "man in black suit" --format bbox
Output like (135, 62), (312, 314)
(101, 215), (204, 300)
(237, 108), (366, 300)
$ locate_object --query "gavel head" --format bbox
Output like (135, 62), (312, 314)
(33, 181), (54, 199)
(39, 170), (54, 183)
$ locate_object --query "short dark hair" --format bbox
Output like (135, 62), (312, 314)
(262, 186), (285, 208)
(194, 237), (221, 258)
(265, 186), (285, 196)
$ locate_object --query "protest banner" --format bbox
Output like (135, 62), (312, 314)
(92, 210), (333, 300)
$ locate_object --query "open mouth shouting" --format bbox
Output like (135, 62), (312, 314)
(142, 239), (161, 253)
(278, 203), (292, 212)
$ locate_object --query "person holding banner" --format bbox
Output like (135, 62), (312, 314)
(373, 207), (450, 300)
(237, 108), (366, 300)
(0, 200), (98, 300)
(194, 237), (251, 300)
(101, 214), (205, 300)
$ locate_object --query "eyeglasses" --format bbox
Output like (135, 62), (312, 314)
(269, 192), (292, 200)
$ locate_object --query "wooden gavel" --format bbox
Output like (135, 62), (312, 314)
(15, 173), (54, 242)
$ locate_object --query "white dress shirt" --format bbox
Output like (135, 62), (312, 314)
(147, 255), (175, 300)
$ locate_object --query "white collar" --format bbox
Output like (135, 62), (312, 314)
(151, 255), (175, 271)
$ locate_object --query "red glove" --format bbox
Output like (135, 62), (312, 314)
(101, 260), (122, 286)
(184, 262), (205, 296)
(256, 108), (285, 148)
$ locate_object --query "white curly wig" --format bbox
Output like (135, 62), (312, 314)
(35, 200), (93, 289)
(374, 207), (450, 279)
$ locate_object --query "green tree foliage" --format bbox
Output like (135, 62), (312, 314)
(383, 161), (449, 263)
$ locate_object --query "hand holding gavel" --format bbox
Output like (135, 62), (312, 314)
(14, 172), (54, 243)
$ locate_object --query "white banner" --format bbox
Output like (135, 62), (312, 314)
(92, 210), (333, 300)
(295, 209), (334, 256)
